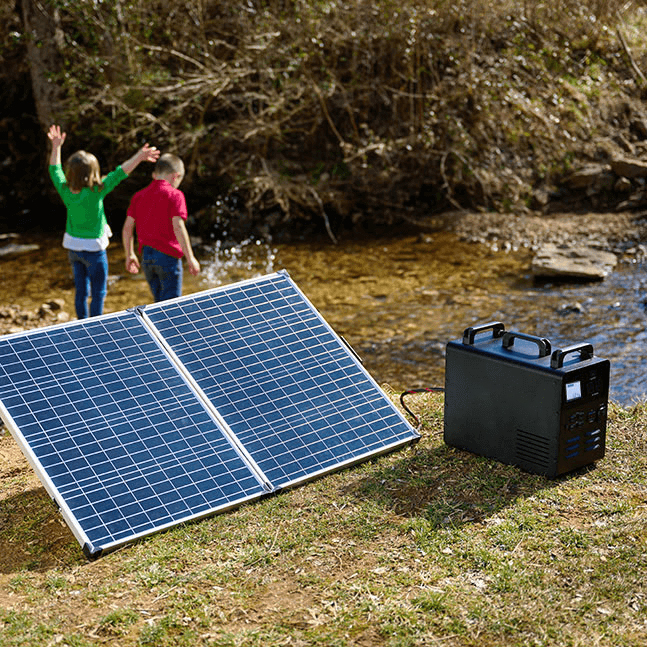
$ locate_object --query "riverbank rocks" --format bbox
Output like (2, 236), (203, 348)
(451, 211), (646, 261)
(0, 242), (40, 256)
(531, 244), (618, 280)
(561, 157), (647, 210)
(563, 157), (647, 187)
(0, 302), (70, 335)
(564, 164), (615, 191)
(610, 157), (647, 179)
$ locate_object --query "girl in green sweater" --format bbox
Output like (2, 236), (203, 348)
(47, 124), (159, 318)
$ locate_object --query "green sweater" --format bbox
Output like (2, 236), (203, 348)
(49, 164), (127, 239)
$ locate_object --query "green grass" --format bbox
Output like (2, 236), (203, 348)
(1, 395), (646, 646)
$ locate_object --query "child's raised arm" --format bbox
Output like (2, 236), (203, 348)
(121, 143), (160, 175)
(47, 125), (66, 166)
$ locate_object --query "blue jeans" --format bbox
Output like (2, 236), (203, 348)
(68, 249), (108, 319)
(142, 246), (183, 302)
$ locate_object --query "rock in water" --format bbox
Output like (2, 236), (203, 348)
(531, 244), (617, 280)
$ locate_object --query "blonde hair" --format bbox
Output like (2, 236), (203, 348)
(154, 153), (185, 178)
(65, 151), (103, 192)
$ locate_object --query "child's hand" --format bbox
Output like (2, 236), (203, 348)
(139, 143), (160, 164)
(187, 255), (200, 276)
(121, 144), (160, 175)
(125, 255), (140, 274)
(47, 124), (66, 149)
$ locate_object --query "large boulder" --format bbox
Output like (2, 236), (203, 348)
(531, 244), (618, 280)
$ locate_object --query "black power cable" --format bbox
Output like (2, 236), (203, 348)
(399, 387), (445, 428)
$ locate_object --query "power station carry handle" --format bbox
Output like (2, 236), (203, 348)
(462, 321), (506, 345)
(550, 343), (594, 369)
(501, 331), (552, 357)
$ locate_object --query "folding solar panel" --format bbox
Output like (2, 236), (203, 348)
(0, 271), (418, 557)
(0, 311), (267, 557)
(142, 272), (417, 489)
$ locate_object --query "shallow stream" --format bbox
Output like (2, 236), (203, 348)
(1, 231), (645, 406)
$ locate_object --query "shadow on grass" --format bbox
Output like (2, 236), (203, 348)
(0, 486), (81, 573)
(345, 440), (598, 527)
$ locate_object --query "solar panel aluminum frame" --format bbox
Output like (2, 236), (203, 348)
(0, 271), (419, 558)
(0, 317), (118, 554)
(0, 388), (89, 548)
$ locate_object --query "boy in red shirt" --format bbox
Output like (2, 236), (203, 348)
(122, 153), (200, 301)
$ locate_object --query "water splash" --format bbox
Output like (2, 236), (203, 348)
(201, 238), (277, 287)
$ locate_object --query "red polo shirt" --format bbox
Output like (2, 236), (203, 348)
(127, 179), (188, 259)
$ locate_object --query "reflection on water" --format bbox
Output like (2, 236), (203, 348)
(1, 232), (645, 406)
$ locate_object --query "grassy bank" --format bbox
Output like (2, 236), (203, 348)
(1, 390), (646, 646)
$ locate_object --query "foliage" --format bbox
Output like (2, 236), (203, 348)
(3, 0), (647, 236)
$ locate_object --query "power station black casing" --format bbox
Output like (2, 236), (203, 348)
(443, 322), (609, 478)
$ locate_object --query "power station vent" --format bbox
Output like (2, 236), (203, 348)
(516, 428), (551, 469)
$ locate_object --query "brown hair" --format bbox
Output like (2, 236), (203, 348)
(154, 153), (185, 178)
(65, 151), (103, 192)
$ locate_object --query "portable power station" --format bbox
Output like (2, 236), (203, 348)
(443, 322), (609, 477)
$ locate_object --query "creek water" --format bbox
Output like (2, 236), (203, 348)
(1, 231), (645, 406)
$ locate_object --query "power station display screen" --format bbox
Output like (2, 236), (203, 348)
(565, 380), (582, 401)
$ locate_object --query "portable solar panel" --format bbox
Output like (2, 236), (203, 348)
(0, 310), (268, 557)
(142, 273), (416, 489)
(0, 271), (418, 557)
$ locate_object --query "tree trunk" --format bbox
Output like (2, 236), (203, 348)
(20, 0), (64, 128)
